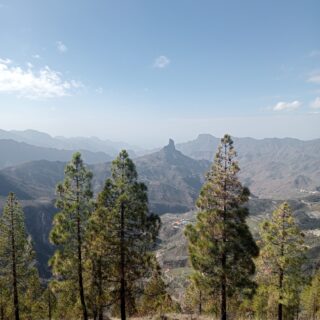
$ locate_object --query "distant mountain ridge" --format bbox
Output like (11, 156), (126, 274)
(177, 134), (320, 199)
(0, 129), (144, 157)
(1, 132), (320, 206)
(0, 139), (112, 169)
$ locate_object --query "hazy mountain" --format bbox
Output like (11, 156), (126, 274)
(92, 139), (209, 213)
(0, 140), (208, 213)
(0, 139), (112, 169)
(0, 129), (144, 157)
(177, 134), (320, 199)
(134, 139), (209, 213)
(0, 160), (66, 199)
(0, 171), (33, 199)
(176, 134), (221, 160)
(1, 135), (320, 209)
(1, 136), (320, 279)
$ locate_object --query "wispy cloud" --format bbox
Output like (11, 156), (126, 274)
(307, 72), (320, 84)
(309, 50), (320, 57)
(310, 97), (320, 109)
(0, 58), (12, 64)
(95, 87), (103, 94)
(0, 58), (82, 99)
(56, 41), (68, 53)
(272, 100), (302, 111)
(32, 54), (41, 59)
(153, 55), (170, 69)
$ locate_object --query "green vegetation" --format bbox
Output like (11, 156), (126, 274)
(0, 193), (43, 319)
(185, 134), (259, 320)
(85, 150), (161, 319)
(0, 134), (320, 319)
(138, 260), (180, 316)
(49, 152), (93, 320)
(253, 203), (306, 320)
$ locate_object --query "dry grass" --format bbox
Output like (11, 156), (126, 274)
(111, 315), (214, 320)
(110, 314), (252, 320)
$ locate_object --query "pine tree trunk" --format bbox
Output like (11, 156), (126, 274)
(77, 214), (88, 320)
(198, 290), (202, 315)
(278, 213), (285, 320)
(0, 305), (4, 320)
(220, 144), (227, 320)
(221, 257), (227, 320)
(98, 257), (104, 320)
(48, 291), (52, 320)
(10, 197), (20, 320)
(76, 173), (88, 320)
(278, 302), (282, 320)
(278, 268), (283, 320)
(120, 202), (126, 320)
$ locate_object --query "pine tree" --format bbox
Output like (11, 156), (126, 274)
(139, 261), (179, 316)
(22, 268), (46, 319)
(86, 150), (160, 320)
(0, 193), (39, 320)
(185, 134), (259, 320)
(49, 152), (93, 320)
(85, 202), (114, 320)
(301, 269), (320, 320)
(256, 202), (306, 320)
(183, 272), (214, 316)
(41, 286), (57, 320)
(0, 277), (9, 320)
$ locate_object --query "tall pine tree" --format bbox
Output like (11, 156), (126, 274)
(86, 150), (160, 320)
(255, 202), (306, 320)
(50, 152), (93, 320)
(185, 134), (259, 320)
(0, 193), (40, 320)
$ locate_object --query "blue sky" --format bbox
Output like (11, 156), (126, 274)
(0, 0), (319, 147)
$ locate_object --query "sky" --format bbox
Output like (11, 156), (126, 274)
(0, 0), (319, 147)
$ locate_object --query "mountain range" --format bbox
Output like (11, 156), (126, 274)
(0, 139), (208, 213)
(177, 134), (320, 199)
(0, 129), (320, 278)
(0, 131), (320, 206)
(0, 129), (142, 157)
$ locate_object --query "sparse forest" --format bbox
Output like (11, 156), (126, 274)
(0, 134), (319, 320)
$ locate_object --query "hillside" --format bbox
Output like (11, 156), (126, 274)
(128, 139), (208, 213)
(92, 139), (209, 213)
(0, 140), (208, 213)
(0, 160), (66, 199)
(0, 139), (112, 169)
(177, 134), (320, 199)
(158, 195), (320, 296)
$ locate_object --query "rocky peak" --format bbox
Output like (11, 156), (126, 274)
(163, 138), (176, 153)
